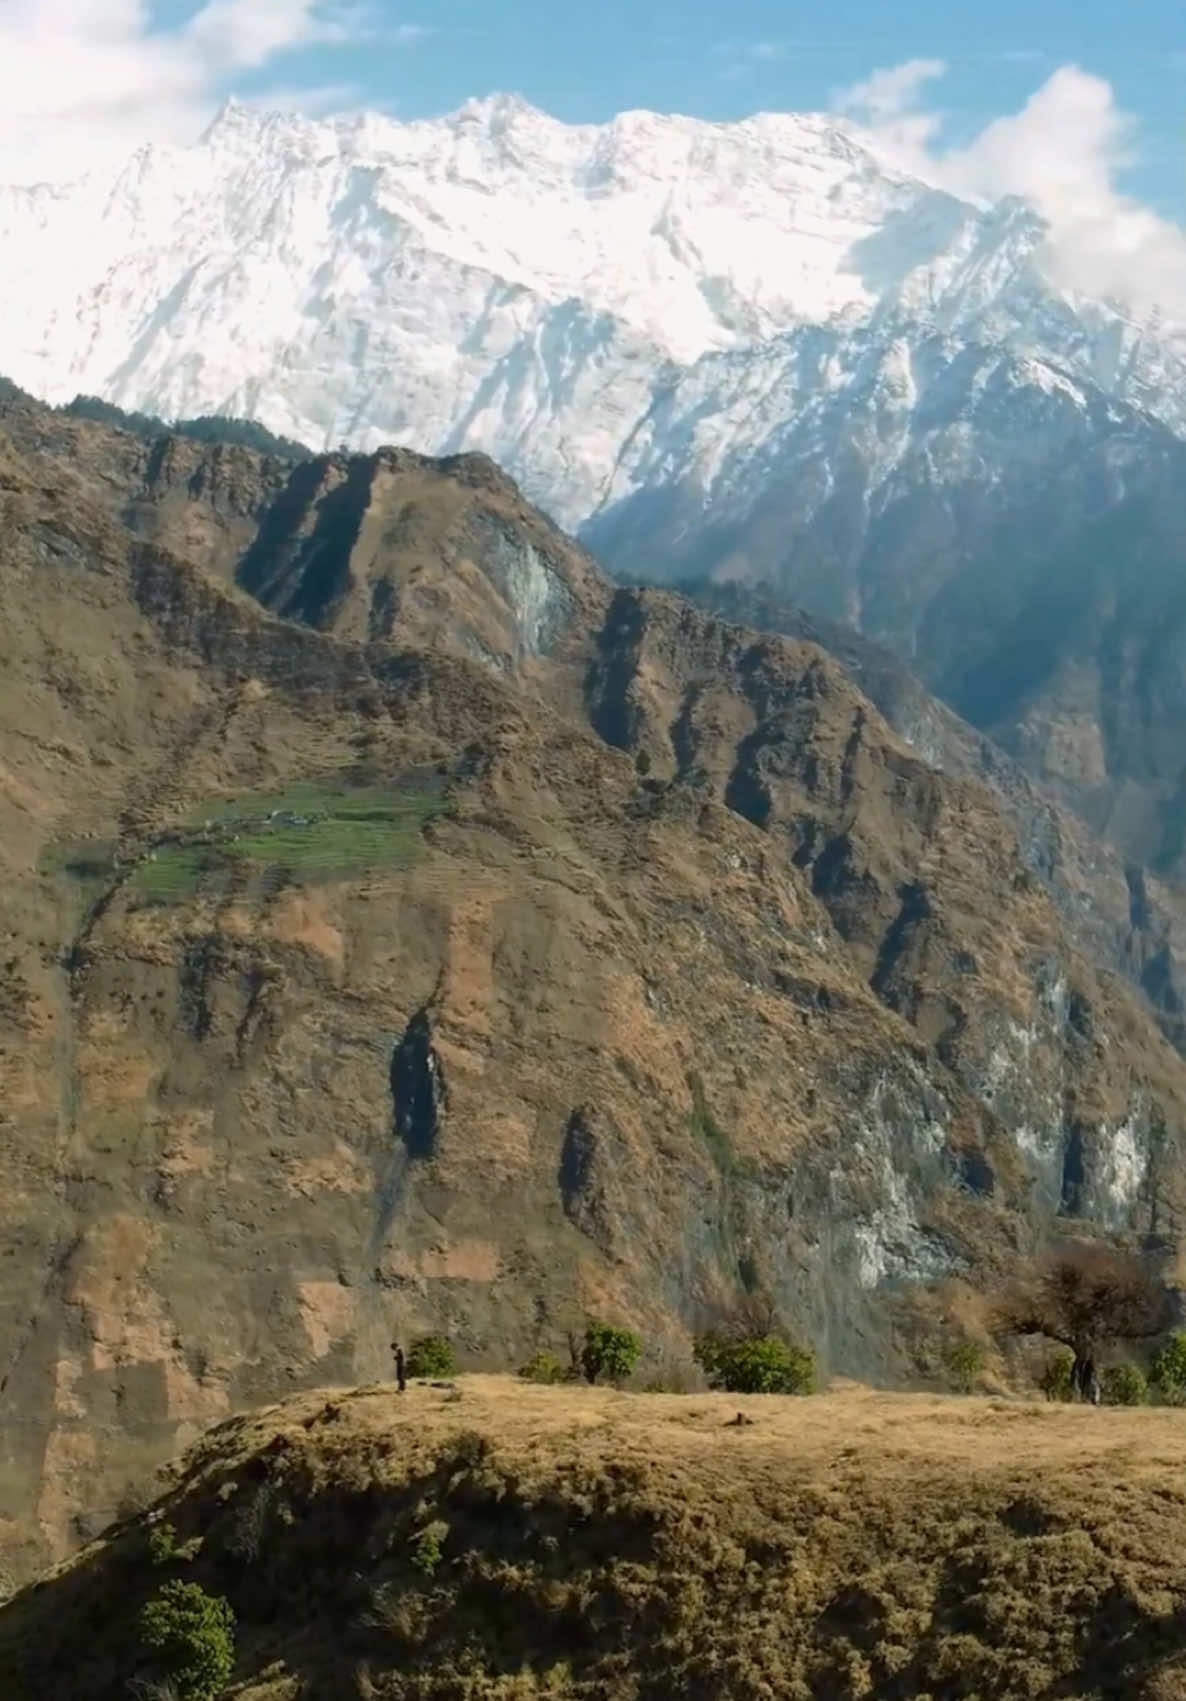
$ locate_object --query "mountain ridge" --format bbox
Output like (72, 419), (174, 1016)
(4, 386), (1186, 1588)
(7, 96), (1186, 874)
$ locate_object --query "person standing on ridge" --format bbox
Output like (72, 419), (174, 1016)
(391, 1341), (407, 1393)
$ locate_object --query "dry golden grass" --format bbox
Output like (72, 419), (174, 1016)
(9, 1377), (1186, 1700)
(183, 1372), (1186, 1486)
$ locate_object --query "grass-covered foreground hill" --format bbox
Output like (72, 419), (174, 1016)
(6, 1377), (1186, 1701)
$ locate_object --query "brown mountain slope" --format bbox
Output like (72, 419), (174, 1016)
(14, 382), (1185, 1065)
(680, 579), (1186, 1058)
(3, 393), (1186, 1589)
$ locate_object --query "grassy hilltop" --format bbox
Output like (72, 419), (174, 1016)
(7, 1377), (1186, 1700)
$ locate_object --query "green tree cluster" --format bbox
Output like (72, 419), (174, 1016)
(694, 1333), (816, 1395)
(1151, 1331), (1186, 1403)
(62, 395), (311, 461)
(580, 1323), (641, 1385)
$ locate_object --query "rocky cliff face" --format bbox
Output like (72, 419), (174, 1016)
(3, 391), (1186, 1590)
(585, 324), (1186, 881)
(682, 579), (1186, 1061)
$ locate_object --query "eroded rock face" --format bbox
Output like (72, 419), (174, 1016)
(2, 390), (1186, 1588)
(582, 589), (1186, 1241)
(392, 1009), (448, 1161)
(676, 578), (1186, 1061)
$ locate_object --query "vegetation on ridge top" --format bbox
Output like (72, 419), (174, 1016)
(63, 392), (313, 462)
(9, 1378), (1186, 1701)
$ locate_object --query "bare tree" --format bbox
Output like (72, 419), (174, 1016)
(734, 1289), (780, 1340)
(1000, 1241), (1169, 1401)
(692, 1284), (780, 1345)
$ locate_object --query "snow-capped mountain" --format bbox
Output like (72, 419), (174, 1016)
(3, 93), (1186, 534)
(9, 91), (1186, 872)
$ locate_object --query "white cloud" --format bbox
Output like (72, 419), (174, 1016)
(838, 58), (947, 122)
(0, 0), (425, 185)
(838, 59), (1186, 316)
(232, 80), (368, 118)
(836, 58), (947, 161)
(185, 0), (356, 70)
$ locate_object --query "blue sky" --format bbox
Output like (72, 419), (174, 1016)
(229, 0), (1186, 215)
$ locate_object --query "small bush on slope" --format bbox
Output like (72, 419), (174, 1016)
(139, 1580), (234, 1700)
(406, 1335), (456, 1379)
(1103, 1362), (1147, 1406)
(941, 1339), (985, 1394)
(1150, 1330), (1186, 1403)
(518, 1350), (567, 1385)
(1041, 1349), (1075, 1401)
(580, 1324), (641, 1385)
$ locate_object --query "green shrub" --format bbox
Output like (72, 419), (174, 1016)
(148, 1520), (178, 1565)
(1102, 1363), (1147, 1406)
(1150, 1331), (1186, 1403)
(139, 1580), (235, 1700)
(580, 1323), (642, 1386)
(405, 1335), (456, 1379)
(687, 1074), (733, 1176)
(410, 1519), (449, 1577)
(694, 1333), (816, 1395)
(223, 1480), (277, 1563)
(445, 1430), (493, 1472)
(518, 1349), (567, 1385)
(147, 1519), (202, 1566)
(942, 1340), (985, 1394)
(1039, 1350), (1074, 1402)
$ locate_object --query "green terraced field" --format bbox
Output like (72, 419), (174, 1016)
(185, 781), (445, 827)
(49, 777), (447, 906)
(129, 845), (214, 902)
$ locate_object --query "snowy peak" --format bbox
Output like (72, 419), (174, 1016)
(198, 96), (256, 143)
(450, 91), (550, 130)
(2, 93), (1186, 531)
